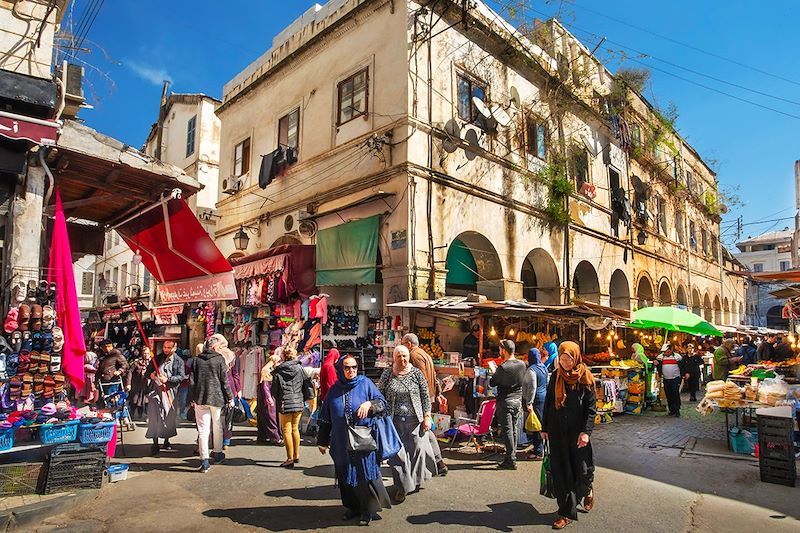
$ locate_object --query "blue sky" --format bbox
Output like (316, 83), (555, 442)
(71, 0), (799, 248)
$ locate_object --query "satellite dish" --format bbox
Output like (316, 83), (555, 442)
(509, 86), (521, 109)
(581, 134), (598, 157)
(442, 138), (458, 153)
(442, 118), (460, 153)
(491, 105), (512, 127)
(463, 128), (479, 161)
(472, 96), (491, 119)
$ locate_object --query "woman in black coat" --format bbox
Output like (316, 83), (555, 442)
(542, 341), (597, 530)
(680, 344), (704, 402)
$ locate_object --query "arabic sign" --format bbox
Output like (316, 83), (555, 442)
(0, 111), (59, 145)
(102, 309), (123, 321)
(158, 271), (238, 305)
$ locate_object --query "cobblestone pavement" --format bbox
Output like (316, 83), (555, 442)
(592, 392), (726, 449)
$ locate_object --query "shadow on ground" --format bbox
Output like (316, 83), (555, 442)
(203, 505), (345, 531)
(406, 501), (554, 532)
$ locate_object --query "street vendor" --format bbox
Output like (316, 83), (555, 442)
(712, 339), (741, 380)
(97, 339), (130, 386)
(631, 343), (655, 401)
(656, 343), (682, 417)
(462, 323), (482, 360)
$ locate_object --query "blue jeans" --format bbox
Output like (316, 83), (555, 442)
(177, 387), (190, 417)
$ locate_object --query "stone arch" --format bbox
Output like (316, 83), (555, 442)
(573, 261), (600, 304)
(636, 274), (654, 309)
(658, 279), (673, 306)
(609, 269), (630, 311)
(445, 232), (503, 294)
(723, 297), (730, 324)
(738, 302), (744, 325)
(691, 288), (702, 316)
(270, 235), (302, 247)
(703, 293), (713, 322)
(520, 248), (560, 304)
(766, 305), (789, 330)
(676, 285), (688, 307)
(713, 295), (722, 324)
(227, 252), (245, 262)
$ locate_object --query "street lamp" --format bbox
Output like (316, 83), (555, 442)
(233, 227), (250, 251)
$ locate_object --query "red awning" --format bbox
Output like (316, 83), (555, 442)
(0, 110), (59, 145)
(749, 270), (800, 283)
(230, 244), (317, 299)
(116, 198), (237, 303)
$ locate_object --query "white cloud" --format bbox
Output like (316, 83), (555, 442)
(125, 60), (172, 86)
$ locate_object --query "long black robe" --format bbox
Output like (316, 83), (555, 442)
(541, 376), (596, 520)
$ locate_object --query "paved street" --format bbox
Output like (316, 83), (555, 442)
(31, 394), (799, 533)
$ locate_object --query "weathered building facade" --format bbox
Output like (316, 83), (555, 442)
(213, 0), (745, 322)
(736, 229), (792, 328)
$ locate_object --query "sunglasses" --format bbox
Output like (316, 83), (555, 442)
(343, 365), (358, 370)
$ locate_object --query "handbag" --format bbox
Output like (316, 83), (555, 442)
(345, 391), (377, 452)
(302, 377), (315, 401)
(232, 398), (247, 424)
(373, 414), (402, 460)
(186, 405), (195, 423)
(539, 443), (555, 499)
(525, 409), (542, 432)
(223, 402), (234, 431)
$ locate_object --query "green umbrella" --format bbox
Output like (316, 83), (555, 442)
(628, 306), (723, 337)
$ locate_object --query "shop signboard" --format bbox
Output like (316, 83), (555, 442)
(153, 304), (183, 325)
(158, 271), (238, 305)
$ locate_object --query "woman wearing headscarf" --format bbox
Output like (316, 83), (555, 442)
(632, 343), (655, 403)
(222, 347), (241, 450)
(523, 346), (548, 460)
(319, 348), (341, 403)
(256, 353), (283, 445)
(317, 355), (392, 526)
(542, 341), (597, 530)
(542, 341), (559, 372)
(378, 345), (435, 502)
(128, 347), (151, 421)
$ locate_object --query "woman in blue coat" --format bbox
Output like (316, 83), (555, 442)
(317, 355), (392, 526)
(524, 347), (549, 459)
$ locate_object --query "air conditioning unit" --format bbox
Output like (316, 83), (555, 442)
(126, 285), (141, 299)
(221, 177), (243, 194)
(283, 210), (310, 233)
(298, 219), (318, 238)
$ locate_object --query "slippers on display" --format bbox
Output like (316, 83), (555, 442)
(53, 373), (65, 395)
(33, 374), (45, 397)
(8, 376), (21, 401)
(43, 375), (55, 398)
(21, 373), (33, 397)
(50, 354), (61, 373)
(4, 307), (19, 333)
(39, 352), (50, 374)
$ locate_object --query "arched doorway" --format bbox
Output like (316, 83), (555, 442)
(658, 280), (672, 306)
(692, 288), (702, 316)
(609, 270), (630, 310)
(445, 232), (503, 295)
(636, 275), (654, 309)
(520, 248), (560, 304)
(738, 302), (744, 325)
(703, 293), (712, 322)
(766, 305), (789, 330)
(573, 261), (600, 303)
(723, 297), (730, 324)
(270, 235), (302, 247)
(676, 285), (688, 307)
(713, 295), (722, 324)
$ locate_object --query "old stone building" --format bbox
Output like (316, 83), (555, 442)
(212, 0), (745, 322)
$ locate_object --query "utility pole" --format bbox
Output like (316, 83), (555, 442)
(793, 161), (800, 268)
(154, 80), (170, 160)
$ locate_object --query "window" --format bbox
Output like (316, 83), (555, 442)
(570, 150), (589, 188)
(689, 221), (697, 251)
(186, 115), (196, 157)
(278, 108), (300, 151)
(780, 260), (791, 271)
(112, 267), (119, 290)
(337, 68), (369, 125)
(456, 73), (487, 123)
(675, 210), (685, 244)
(104, 232), (111, 252)
(710, 235), (719, 261)
(685, 169), (693, 192)
(104, 270), (111, 291)
(526, 115), (547, 159)
(656, 195), (667, 235)
(701, 228), (708, 254)
(753, 263), (764, 272)
(143, 270), (151, 293)
(121, 263), (128, 290)
(81, 272), (94, 295)
(233, 138), (251, 176)
(631, 123), (642, 147)
(113, 232), (119, 247)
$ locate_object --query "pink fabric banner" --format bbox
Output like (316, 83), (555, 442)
(48, 189), (86, 391)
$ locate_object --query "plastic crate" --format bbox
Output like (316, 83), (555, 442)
(78, 421), (116, 445)
(44, 448), (105, 494)
(759, 439), (794, 460)
(107, 463), (128, 482)
(39, 420), (79, 445)
(0, 427), (14, 451)
(757, 416), (794, 435)
(0, 462), (45, 497)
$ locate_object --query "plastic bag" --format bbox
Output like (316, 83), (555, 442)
(525, 410), (542, 432)
(539, 445), (555, 499)
(759, 376), (789, 405)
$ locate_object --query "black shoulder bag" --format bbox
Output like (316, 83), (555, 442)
(345, 390), (377, 453)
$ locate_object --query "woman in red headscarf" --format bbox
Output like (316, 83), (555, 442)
(318, 348), (341, 403)
(541, 341), (597, 530)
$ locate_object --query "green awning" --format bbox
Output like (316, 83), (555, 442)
(316, 215), (380, 286)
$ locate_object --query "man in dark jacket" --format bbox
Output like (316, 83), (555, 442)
(757, 334), (777, 362)
(191, 334), (234, 473)
(97, 339), (130, 387)
(146, 340), (185, 455)
(490, 339), (527, 470)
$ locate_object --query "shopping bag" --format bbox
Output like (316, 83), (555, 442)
(373, 414), (402, 460)
(539, 446), (555, 499)
(525, 410), (542, 432)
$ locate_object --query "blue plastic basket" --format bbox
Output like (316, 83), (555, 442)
(0, 428), (14, 451)
(39, 420), (79, 445)
(78, 422), (115, 445)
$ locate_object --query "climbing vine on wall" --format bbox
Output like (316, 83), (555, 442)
(532, 155), (573, 227)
